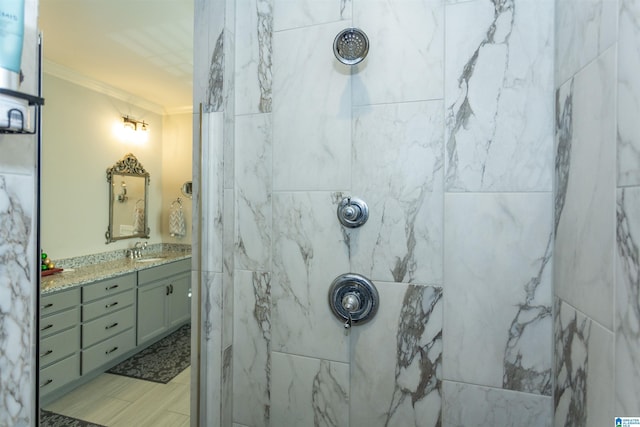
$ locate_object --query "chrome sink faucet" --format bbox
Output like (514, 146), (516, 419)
(127, 241), (147, 259)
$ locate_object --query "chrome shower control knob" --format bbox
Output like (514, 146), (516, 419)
(343, 206), (357, 219)
(328, 273), (379, 329)
(342, 293), (361, 312)
(337, 197), (369, 228)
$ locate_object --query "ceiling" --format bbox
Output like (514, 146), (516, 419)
(38, 0), (193, 114)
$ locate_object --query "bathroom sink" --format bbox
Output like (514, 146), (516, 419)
(135, 257), (167, 263)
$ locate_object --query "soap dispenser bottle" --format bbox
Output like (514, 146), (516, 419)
(0, 0), (25, 91)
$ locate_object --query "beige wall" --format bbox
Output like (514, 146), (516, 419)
(41, 73), (192, 260)
(161, 112), (193, 243)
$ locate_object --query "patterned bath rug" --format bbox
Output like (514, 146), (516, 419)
(107, 323), (191, 384)
(40, 410), (106, 427)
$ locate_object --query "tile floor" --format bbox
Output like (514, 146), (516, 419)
(43, 367), (191, 427)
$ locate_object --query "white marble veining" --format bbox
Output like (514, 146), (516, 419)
(233, 270), (271, 427)
(444, 0), (554, 192)
(351, 0), (443, 106)
(271, 352), (349, 427)
(271, 192), (350, 362)
(616, 187), (640, 415)
(223, 188), (234, 349)
(0, 174), (35, 427)
(443, 381), (552, 427)
(206, 30), (225, 113)
(194, 0), (225, 108)
(224, 113), (235, 191)
(200, 112), (224, 274)
(235, 113), (272, 272)
(236, 0), (273, 115)
(201, 271), (224, 425)
(444, 192), (552, 394)
(274, 0), (351, 31)
(351, 282), (443, 427)
(272, 21), (351, 191)
(554, 46), (616, 330)
(554, 299), (613, 427)
(222, 344), (233, 427)
(350, 101), (443, 285)
(618, 0), (640, 186)
(555, 0), (617, 86)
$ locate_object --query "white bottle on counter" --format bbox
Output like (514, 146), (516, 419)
(0, 0), (25, 91)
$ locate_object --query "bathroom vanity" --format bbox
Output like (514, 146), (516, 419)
(39, 254), (191, 405)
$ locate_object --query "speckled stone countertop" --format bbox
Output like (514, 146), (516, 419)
(41, 250), (192, 295)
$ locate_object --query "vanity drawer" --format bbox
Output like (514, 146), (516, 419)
(82, 289), (134, 322)
(82, 305), (135, 348)
(41, 288), (80, 316)
(83, 273), (136, 303)
(40, 307), (80, 338)
(138, 258), (191, 285)
(40, 326), (79, 367)
(82, 328), (135, 374)
(40, 353), (80, 396)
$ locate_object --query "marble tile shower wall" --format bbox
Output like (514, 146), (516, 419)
(229, 0), (554, 426)
(193, 0), (236, 425)
(617, 0), (640, 418)
(552, 0), (634, 426)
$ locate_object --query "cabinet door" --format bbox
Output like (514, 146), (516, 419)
(137, 280), (168, 344)
(168, 272), (191, 327)
(40, 353), (80, 398)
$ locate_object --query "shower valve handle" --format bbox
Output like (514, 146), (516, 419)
(342, 293), (361, 329)
(337, 197), (369, 228)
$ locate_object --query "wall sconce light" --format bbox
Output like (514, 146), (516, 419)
(122, 115), (149, 143)
(123, 115), (148, 132)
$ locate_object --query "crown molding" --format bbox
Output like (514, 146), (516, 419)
(43, 59), (170, 115)
(165, 105), (194, 115)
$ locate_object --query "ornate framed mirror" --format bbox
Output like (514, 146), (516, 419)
(105, 153), (150, 243)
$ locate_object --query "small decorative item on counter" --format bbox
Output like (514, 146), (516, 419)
(40, 250), (63, 276)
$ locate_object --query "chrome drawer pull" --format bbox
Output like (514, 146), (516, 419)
(105, 322), (119, 330)
(41, 324), (53, 331)
(41, 303), (53, 309)
(40, 379), (53, 388)
(105, 301), (119, 308)
(40, 350), (53, 357)
(105, 284), (119, 290)
(105, 346), (119, 355)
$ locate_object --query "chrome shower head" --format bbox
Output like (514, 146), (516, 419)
(333, 28), (369, 65)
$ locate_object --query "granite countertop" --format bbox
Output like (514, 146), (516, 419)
(41, 250), (192, 295)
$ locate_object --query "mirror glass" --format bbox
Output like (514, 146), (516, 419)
(181, 181), (193, 199)
(106, 153), (150, 243)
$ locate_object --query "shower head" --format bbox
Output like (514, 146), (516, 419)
(333, 28), (369, 65)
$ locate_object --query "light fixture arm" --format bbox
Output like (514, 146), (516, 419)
(122, 115), (148, 131)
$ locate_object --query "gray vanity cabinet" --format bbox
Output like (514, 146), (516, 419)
(40, 257), (191, 405)
(80, 273), (137, 374)
(39, 287), (81, 399)
(137, 259), (191, 345)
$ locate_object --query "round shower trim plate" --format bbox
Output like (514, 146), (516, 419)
(333, 28), (370, 65)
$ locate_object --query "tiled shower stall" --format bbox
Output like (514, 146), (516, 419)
(196, 0), (557, 426)
(0, 0), (638, 426)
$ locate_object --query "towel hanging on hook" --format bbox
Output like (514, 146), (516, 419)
(169, 197), (186, 238)
(170, 197), (183, 209)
